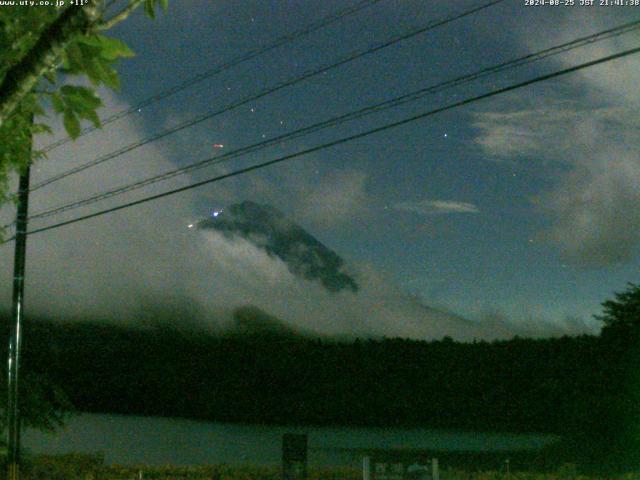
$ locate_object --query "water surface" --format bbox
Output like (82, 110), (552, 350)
(24, 413), (558, 467)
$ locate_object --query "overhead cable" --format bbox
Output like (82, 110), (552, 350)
(31, 0), (506, 191)
(4, 44), (636, 243)
(40, 0), (386, 153)
(22, 18), (640, 224)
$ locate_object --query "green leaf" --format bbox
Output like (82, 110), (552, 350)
(63, 42), (85, 73)
(83, 109), (101, 128)
(77, 42), (103, 65)
(80, 56), (120, 91)
(144, 0), (156, 19)
(63, 110), (80, 139)
(73, 105), (101, 129)
(82, 58), (103, 86)
(77, 34), (135, 61)
(94, 61), (120, 91)
(60, 49), (70, 70)
(31, 101), (45, 116)
(60, 85), (102, 111)
(98, 36), (135, 60)
(44, 69), (56, 85)
(74, 34), (103, 48)
(51, 93), (65, 113)
(159, 0), (169, 11)
(33, 123), (53, 135)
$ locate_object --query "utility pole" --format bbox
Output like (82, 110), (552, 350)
(7, 162), (31, 480)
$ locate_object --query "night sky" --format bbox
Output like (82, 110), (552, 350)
(2, 0), (640, 338)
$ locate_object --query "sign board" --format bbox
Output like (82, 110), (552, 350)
(282, 433), (307, 480)
(363, 456), (438, 480)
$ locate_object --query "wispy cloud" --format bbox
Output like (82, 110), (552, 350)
(393, 199), (480, 216)
(292, 169), (370, 228)
(473, 101), (640, 267)
(471, 16), (640, 267)
(472, 103), (580, 161)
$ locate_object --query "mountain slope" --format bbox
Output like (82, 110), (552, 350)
(197, 201), (358, 293)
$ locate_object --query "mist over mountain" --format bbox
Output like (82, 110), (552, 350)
(1, 181), (568, 341)
(189, 200), (499, 340)
(228, 305), (305, 338)
(197, 201), (359, 293)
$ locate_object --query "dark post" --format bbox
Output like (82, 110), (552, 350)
(7, 163), (31, 480)
(282, 433), (307, 480)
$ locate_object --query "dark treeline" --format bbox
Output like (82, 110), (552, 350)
(2, 313), (640, 470)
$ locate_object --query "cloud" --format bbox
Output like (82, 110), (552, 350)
(475, 309), (600, 339)
(537, 142), (640, 266)
(471, 16), (640, 267)
(185, 229), (498, 340)
(472, 103), (581, 161)
(474, 103), (640, 266)
(294, 169), (369, 227)
(393, 199), (480, 215)
(0, 91), (501, 341)
(474, 101), (640, 267)
(223, 158), (374, 230)
(150, 111), (374, 231)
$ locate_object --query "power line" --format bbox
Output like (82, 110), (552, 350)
(22, 18), (640, 224)
(40, 0), (385, 154)
(5, 44), (637, 244)
(31, 0), (506, 192)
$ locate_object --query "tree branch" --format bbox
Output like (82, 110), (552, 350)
(95, 0), (145, 31)
(0, 1), (103, 128)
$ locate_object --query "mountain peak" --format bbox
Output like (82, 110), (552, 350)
(197, 201), (358, 293)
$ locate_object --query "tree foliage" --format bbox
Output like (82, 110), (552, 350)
(0, 372), (71, 433)
(0, 0), (168, 434)
(4, 280), (640, 470)
(10, 315), (636, 470)
(0, 0), (167, 204)
(595, 282), (640, 336)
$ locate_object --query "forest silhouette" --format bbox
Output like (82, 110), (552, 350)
(2, 284), (639, 471)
